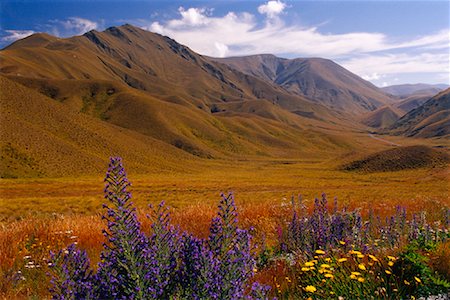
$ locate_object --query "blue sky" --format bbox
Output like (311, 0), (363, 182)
(1, 0), (449, 86)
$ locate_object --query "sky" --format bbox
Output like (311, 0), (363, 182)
(1, 0), (449, 87)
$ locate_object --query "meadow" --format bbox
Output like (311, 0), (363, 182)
(1, 153), (449, 299)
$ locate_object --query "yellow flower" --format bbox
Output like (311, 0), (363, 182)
(388, 261), (394, 267)
(385, 270), (392, 275)
(339, 241), (346, 245)
(350, 274), (358, 279)
(358, 264), (366, 271)
(358, 277), (365, 283)
(414, 276), (421, 283)
(315, 249), (326, 255)
(351, 271), (362, 276)
(304, 261), (315, 267)
(301, 267), (310, 272)
(357, 254), (365, 259)
(324, 258), (332, 262)
(369, 254), (379, 262)
(350, 250), (362, 255)
(304, 285), (317, 293)
(285, 276), (292, 283)
(324, 273), (334, 279)
(404, 280), (410, 285)
(387, 256), (396, 261)
(253, 268), (258, 273)
(338, 258), (348, 263)
(320, 264), (331, 269)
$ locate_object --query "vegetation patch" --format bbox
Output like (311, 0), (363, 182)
(341, 145), (450, 173)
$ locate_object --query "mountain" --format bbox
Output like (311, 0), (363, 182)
(0, 25), (339, 121)
(390, 88), (450, 138)
(210, 54), (393, 114)
(0, 25), (362, 177)
(382, 83), (448, 97)
(394, 92), (435, 113)
(0, 75), (199, 177)
(361, 105), (404, 128)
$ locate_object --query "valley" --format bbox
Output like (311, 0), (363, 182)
(0, 23), (449, 299)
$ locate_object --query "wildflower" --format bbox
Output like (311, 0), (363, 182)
(350, 250), (362, 255)
(358, 277), (365, 283)
(324, 273), (334, 279)
(320, 264), (331, 269)
(388, 261), (394, 267)
(315, 249), (325, 255)
(404, 280), (410, 285)
(414, 276), (421, 283)
(387, 256), (396, 261)
(304, 261), (315, 267)
(357, 254), (364, 258)
(324, 258), (331, 262)
(385, 270), (392, 275)
(369, 254), (379, 262)
(339, 241), (346, 245)
(358, 263), (366, 271)
(338, 258), (348, 263)
(285, 277), (291, 283)
(301, 267), (310, 272)
(350, 274), (358, 279)
(305, 285), (317, 293)
(351, 272), (361, 276)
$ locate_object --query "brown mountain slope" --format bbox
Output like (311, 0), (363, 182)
(0, 76), (200, 177)
(361, 105), (404, 128)
(390, 88), (450, 138)
(395, 92), (434, 113)
(341, 145), (450, 173)
(210, 54), (394, 114)
(0, 25), (343, 125)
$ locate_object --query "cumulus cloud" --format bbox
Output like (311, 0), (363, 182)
(1, 30), (35, 42)
(142, 3), (449, 83)
(258, 0), (286, 19)
(60, 17), (98, 35)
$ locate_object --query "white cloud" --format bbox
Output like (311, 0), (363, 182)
(143, 4), (449, 81)
(61, 17), (98, 35)
(341, 52), (449, 75)
(258, 0), (286, 19)
(143, 6), (449, 59)
(1, 30), (35, 42)
(361, 73), (383, 81)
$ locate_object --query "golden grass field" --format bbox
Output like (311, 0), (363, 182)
(1, 143), (449, 298)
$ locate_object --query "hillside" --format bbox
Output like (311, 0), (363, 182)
(0, 76), (200, 177)
(341, 145), (450, 173)
(361, 105), (404, 128)
(0, 25), (369, 177)
(210, 54), (394, 114)
(390, 88), (450, 138)
(395, 92), (434, 113)
(0, 25), (344, 124)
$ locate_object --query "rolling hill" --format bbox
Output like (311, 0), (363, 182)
(210, 54), (394, 114)
(390, 88), (450, 138)
(361, 105), (404, 128)
(0, 25), (366, 177)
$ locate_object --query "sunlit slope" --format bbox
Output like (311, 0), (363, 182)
(0, 25), (343, 124)
(211, 54), (394, 114)
(390, 88), (450, 138)
(0, 76), (202, 177)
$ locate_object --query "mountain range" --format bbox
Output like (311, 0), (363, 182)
(0, 24), (448, 177)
